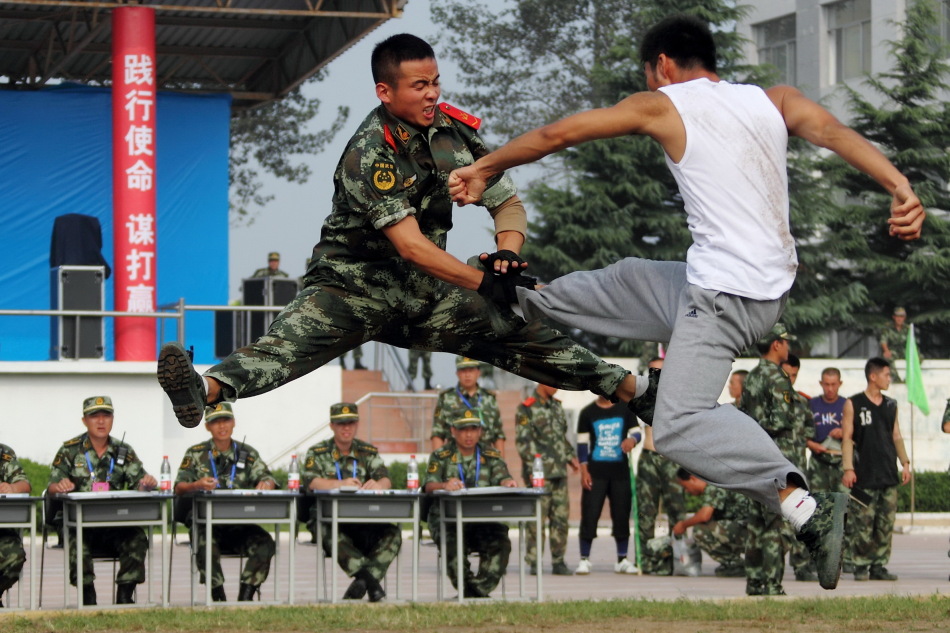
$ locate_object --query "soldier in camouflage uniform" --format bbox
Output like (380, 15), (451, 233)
(432, 356), (505, 452)
(250, 252), (289, 278)
(516, 384), (577, 576)
(0, 443), (30, 607)
(407, 349), (433, 390)
(674, 469), (750, 576)
(424, 412), (517, 597)
(157, 33), (654, 435)
(739, 324), (804, 595)
(47, 396), (156, 606)
(878, 307), (908, 382)
(302, 403), (400, 602)
(174, 402), (277, 602)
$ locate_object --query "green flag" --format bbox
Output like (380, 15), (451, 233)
(904, 324), (929, 415)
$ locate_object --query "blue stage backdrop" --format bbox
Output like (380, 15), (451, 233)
(0, 84), (230, 363)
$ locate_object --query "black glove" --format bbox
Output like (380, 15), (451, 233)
(477, 271), (537, 307)
(480, 249), (527, 275)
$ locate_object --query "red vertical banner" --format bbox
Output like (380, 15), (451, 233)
(112, 7), (157, 360)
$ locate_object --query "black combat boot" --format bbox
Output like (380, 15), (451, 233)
(115, 583), (136, 604)
(211, 585), (227, 602)
(82, 583), (97, 606)
(237, 583), (258, 601)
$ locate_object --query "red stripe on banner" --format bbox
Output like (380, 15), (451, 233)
(112, 7), (157, 360)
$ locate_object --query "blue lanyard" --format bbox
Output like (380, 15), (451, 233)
(84, 452), (114, 483)
(208, 442), (237, 489)
(457, 447), (480, 488)
(457, 387), (482, 412)
(335, 456), (358, 481)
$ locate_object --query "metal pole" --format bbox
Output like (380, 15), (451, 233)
(177, 298), (186, 344)
(909, 406), (915, 526)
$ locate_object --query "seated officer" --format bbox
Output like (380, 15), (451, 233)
(47, 396), (156, 606)
(0, 443), (31, 608)
(673, 468), (751, 578)
(174, 403), (277, 602)
(301, 402), (401, 602)
(423, 411), (517, 598)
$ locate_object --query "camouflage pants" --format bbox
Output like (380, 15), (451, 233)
(407, 350), (433, 381)
(0, 529), (26, 593)
(526, 477), (569, 566)
(636, 450), (686, 575)
(807, 455), (846, 493)
(693, 520), (746, 569)
(66, 527), (148, 586)
(317, 522), (402, 583)
(194, 525), (275, 588)
(431, 517), (510, 595)
(207, 281), (628, 402)
(744, 502), (786, 595)
(849, 486), (897, 571)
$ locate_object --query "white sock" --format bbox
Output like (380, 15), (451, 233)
(634, 375), (649, 399)
(781, 488), (817, 532)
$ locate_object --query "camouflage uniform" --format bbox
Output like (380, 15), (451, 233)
(692, 484), (751, 573)
(301, 437), (401, 583)
(432, 386), (504, 447)
(516, 391), (573, 568)
(174, 439), (277, 589)
(0, 444), (28, 596)
(636, 447), (686, 575)
(204, 104), (629, 406)
(785, 390), (817, 578)
(740, 358), (801, 595)
(250, 268), (289, 278)
(878, 324), (907, 382)
(48, 434), (150, 586)
(424, 440), (515, 595)
(407, 350), (433, 385)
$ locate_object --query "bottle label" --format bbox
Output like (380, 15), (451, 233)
(159, 474), (172, 492)
(406, 473), (419, 489)
(287, 473), (300, 491)
(531, 475), (544, 488)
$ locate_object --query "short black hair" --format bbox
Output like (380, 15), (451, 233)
(783, 353), (801, 369)
(865, 357), (890, 381)
(675, 467), (693, 481)
(639, 15), (717, 74)
(371, 33), (435, 85)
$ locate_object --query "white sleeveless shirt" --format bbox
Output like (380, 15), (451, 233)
(658, 78), (796, 300)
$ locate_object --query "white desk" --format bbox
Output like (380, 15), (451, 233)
(60, 491), (171, 609)
(435, 487), (545, 603)
(188, 490), (298, 605)
(0, 495), (40, 609)
(311, 489), (420, 603)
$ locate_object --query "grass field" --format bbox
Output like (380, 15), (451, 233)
(3, 595), (947, 633)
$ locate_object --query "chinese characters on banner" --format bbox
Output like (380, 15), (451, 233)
(112, 7), (156, 360)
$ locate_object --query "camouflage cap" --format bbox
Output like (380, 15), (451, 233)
(451, 409), (483, 429)
(330, 402), (359, 423)
(268, 251), (280, 261)
(893, 306), (907, 316)
(82, 395), (114, 415)
(204, 402), (235, 422)
(758, 322), (797, 346)
(455, 356), (480, 369)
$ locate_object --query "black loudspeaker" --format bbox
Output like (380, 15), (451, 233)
(50, 266), (105, 360)
(233, 277), (301, 349)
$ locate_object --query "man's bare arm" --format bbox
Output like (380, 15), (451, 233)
(382, 216), (484, 290)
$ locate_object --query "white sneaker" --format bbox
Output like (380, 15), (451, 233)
(614, 558), (638, 574)
(575, 558), (593, 575)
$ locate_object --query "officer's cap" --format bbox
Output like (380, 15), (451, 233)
(758, 322), (797, 346)
(330, 402), (359, 424)
(82, 396), (114, 415)
(893, 306), (907, 316)
(205, 402), (235, 423)
(451, 409), (483, 429)
(268, 251), (280, 261)
(455, 356), (480, 369)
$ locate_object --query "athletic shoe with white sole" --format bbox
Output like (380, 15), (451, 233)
(575, 558), (592, 575)
(614, 558), (638, 574)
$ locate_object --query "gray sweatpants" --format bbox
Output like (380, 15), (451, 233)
(519, 258), (805, 513)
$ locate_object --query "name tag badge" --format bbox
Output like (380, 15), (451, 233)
(92, 482), (110, 492)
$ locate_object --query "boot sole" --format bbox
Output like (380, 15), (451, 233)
(157, 343), (204, 428)
(817, 492), (849, 590)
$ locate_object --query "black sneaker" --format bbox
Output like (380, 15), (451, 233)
(795, 491), (848, 590)
(157, 342), (207, 428)
(627, 367), (660, 425)
(552, 562), (573, 576)
(869, 566), (898, 581)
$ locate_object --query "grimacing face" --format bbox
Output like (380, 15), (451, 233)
(377, 57), (441, 128)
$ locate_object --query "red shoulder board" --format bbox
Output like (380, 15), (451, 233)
(439, 102), (481, 130)
(522, 397), (536, 407)
(383, 124), (398, 153)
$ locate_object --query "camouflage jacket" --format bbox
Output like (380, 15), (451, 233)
(250, 267), (289, 278)
(879, 324), (907, 359)
(431, 385), (504, 445)
(303, 104), (517, 300)
(49, 434), (149, 491)
(740, 359), (800, 440)
(175, 439), (276, 489)
(0, 443), (28, 485)
(423, 440), (514, 489)
(516, 392), (574, 481)
(943, 398), (950, 432)
(702, 483), (753, 522)
(301, 438), (388, 485)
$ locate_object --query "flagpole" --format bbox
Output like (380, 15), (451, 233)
(909, 405), (915, 528)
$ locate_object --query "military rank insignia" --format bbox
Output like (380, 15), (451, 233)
(428, 461), (439, 473)
(439, 103), (481, 129)
(371, 160), (396, 193)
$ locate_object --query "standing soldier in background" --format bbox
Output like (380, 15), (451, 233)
(174, 403), (277, 602)
(879, 307), (908, 383)
(432, 357), (505, 452)
(807, 368), (847, 492)
(301, 402), (400, 602)
(728, 369), (749, 407)
(516, 383), (577, 576)
(407, 350), (434, 390)
(0, 443), (30, 607)
(250, 252), (289, 278)
(47, 396), (156, 606)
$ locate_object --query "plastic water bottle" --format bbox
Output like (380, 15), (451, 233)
(287, 453), (300, 491)
(159, 456), (172, 492)
(406, 455), (419, 491)
(531, 453), (545, 488)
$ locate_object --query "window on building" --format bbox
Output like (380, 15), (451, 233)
(756, 14), (797, 85)
(828, 0), (872, 83)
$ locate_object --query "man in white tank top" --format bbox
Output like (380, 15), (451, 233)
(448, 15), (924, 592)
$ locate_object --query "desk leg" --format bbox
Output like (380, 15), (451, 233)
(204, 503), (213, 606)
(162, 501), (169, 607)
(331, 500), (338, 604)
(274, 524), (281, 603)
(315, 502), (324, 602)
(146, 525), (153, 606)
(438, 498), (446, 602)
(288, 499), (296, 605)
(412, 497), (419, 603)
(75, 506), (84, 609)
(29, 504), (37, 610)
(456, 500), (464, 604)
(519, 520), (525, 599)
(535, 498), (542, 602)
